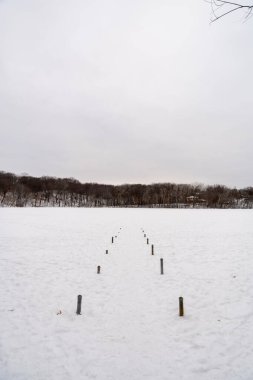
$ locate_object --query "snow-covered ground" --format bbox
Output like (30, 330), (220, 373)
(0, 208), (253, 380)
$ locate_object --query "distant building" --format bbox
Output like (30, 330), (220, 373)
(186, 195), (207, 208)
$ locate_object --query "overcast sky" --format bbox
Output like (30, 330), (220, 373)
(0, 0), (252, 187)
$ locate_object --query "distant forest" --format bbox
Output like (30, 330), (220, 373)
(0, 171), (252, 208)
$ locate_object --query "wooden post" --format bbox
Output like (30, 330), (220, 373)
(112, 237), (114, 243)
(179, 297), (184, 316)
(147, 238), (149, 244)
(151, 244), (154, 255)
(97, 265), (101, 274)
(106, 250), (108, 254)
(76, 295), (82, 315)
(160, 258), (164, 275)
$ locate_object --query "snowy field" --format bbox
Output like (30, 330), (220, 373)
(0, 208), (253, 380)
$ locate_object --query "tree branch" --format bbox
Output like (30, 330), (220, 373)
(205, 0), (253, 22)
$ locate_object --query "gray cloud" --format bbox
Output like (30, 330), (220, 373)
(0, 0), (252, 187)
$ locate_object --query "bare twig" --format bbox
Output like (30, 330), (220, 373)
(245, 6), (253, 18)
(205, 0), (253, 22)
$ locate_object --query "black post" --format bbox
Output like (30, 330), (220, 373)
(112, 237), (114, 243)
(76, 295), (82, 315)
(160, 258), (164, 275)
(147, 238), (149, 245)
(97, 265), (101, 274)
(151, 244), (154, 255)
(106, 250), (108, 254)
(144, 234), (146, 238)
(179, 297), (184, 317)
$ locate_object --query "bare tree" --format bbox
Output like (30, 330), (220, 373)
(206, 1), (253, 22)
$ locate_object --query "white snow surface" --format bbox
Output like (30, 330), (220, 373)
(0, 208), (253, 380)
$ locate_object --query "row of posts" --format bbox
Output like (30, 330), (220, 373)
(77, 227), (122, 315)
(76, 226), (184, 317)
(142, 228), (184, 317)
(97, 228), (122, 274)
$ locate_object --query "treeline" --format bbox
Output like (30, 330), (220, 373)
(0, 171), (252, 208)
